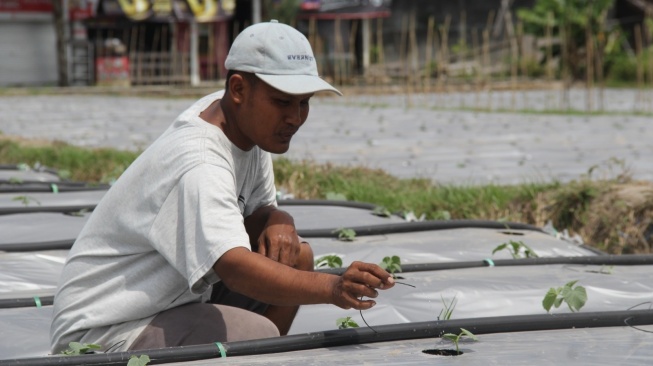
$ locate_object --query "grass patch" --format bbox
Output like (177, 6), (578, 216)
(2, 137), (651, 254)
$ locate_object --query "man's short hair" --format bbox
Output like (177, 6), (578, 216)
(225, 70), (258, 91)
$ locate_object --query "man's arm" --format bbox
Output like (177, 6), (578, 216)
(244, 205), (303, 268)
(213, 247), (395, 309)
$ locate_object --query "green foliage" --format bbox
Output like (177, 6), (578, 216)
(517, 0), (615, 79)
(264, 0), (300, 25)
(0, 139), (138, 182)
(542, 280), (588, 313)
(61, 342), (101, 355)
(326, 192), (348, 201)
(314, 254), (343, 269)
(334, 228), (356, 241)
(379, 255), (402, 276)
(336, 316), (359, 329)
(492, 240), (539, 259)
(12, 195), (40, 206)
(372, 206), (392, 217)
(7, 176), (23, 184)
(127, 355), (151, 366)
(442, 328), (478, 354)
(438, 295), (457, 321)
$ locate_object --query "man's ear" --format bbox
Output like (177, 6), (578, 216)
(227, 73), (247, 105)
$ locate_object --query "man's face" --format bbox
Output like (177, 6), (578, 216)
(238, 79), (313, 154)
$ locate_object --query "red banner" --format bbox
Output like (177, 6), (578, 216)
(0, 0), (53, 12)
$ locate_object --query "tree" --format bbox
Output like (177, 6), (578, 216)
(517, 0), (615, 80)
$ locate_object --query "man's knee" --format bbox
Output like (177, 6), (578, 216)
(296, 242), (315, 272)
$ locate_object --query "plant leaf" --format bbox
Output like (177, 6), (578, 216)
(492, 243), (508, 255)
(542, 288), (558, 312)
(459, 328), (478, 341)
(564, 285), (588, 312)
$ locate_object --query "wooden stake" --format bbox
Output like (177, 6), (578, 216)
(635, 24), (644, 113)
(424, 15), (435, 92)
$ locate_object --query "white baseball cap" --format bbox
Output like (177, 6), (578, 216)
(225, 20), (342, 96)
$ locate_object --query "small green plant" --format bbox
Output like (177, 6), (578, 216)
(336, 316), (359, 329)
(12, 195), (41, 206)
(441, 328), (478, 354)
(492, 240), (539, 259)
(8, 176), (23, 184)
(542, 280), (588, 313)
(372, 206), (392, 217)
(438, 295), (458, 321)
(314, 254), (343, 269)
(379, 255), (402, 278)
(334, 228), (356, 241)
(127, 355), (151, 366)
(61, 342), (101, 355)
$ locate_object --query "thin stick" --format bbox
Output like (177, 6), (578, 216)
(424, 15), (435, 92)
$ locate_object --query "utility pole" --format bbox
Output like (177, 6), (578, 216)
(52, 0), (70, 87)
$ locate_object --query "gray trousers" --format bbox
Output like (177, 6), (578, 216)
(128, 282), (278, 350)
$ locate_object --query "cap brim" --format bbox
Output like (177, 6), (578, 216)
(255, 73), (342, 96)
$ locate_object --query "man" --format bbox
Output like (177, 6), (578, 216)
(50, 20), (394, 353)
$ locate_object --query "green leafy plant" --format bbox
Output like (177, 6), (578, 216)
(542, 280), (588, 313)
(8, 176), (23, 184)
(127, 355), (151, 366)
(334, 228), (356, 241)
(314, 254), (343, 269)
(61, 342), (101, 355)
(379, 255), (402, 277)
(336, 316), (359, 329)
(441, 328), (478, 354)
(12, 195), (41, 206)
(438, 295), (458, 321)
(372, 206), (392, 217)
(492, 240), (539, 259)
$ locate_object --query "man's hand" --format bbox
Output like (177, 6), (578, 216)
(246, 206), (306, 268)
(330, 261), (395, 310)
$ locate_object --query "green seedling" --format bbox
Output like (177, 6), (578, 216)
(336, 316), (359, 329)
(542, 280), (587, 313)
(372, 206), (392, 217)
(127, 355), (151, 366)
(379, 255), (402, 278)
(12, 195), (41, 206)
(438, 295), (457, 321)
(61, 342), (101, 355)
(586, 265), (614, 274)
(442, 328), (478, 354)
(334, 228), (356, 241)
(8, 177), (23, 184)
(492, 240), (538, 259)
(314, 254), (343, 269)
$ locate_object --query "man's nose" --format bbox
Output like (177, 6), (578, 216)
(286, 105), (303, 126)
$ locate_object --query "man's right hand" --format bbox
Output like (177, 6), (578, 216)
(329, 261), (395, 310)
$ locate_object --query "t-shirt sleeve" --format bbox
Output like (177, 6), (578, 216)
(243, 151), (277, 218)
(149, 163), (251, 294)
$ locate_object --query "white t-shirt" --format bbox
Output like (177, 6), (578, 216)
(50, 91), (277, 353)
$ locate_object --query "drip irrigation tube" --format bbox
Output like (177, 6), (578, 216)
(317, 253), (653, 275)
(299, 219), (544, 237)
(1, 309), (651, 365)
(0, 205), (96, 216)
(0, 296), (53, 309)
(278, 199), (377, 210)
(3, 254), (652, 309)
(0, 182), (110, 193)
